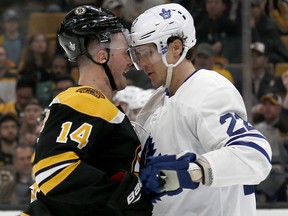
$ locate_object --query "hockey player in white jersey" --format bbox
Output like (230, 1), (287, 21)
(129, 3), (272, 216)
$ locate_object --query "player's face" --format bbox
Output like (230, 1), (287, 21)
(130, 43), (166, 87)
(108, 33), (132, 91)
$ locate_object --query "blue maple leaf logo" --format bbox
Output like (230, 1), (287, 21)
(159, 8), (171, 19)
(140, 135), (157, 169)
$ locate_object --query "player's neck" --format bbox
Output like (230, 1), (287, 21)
(78, 74), (113, 101)
(168, 61), (195, 96)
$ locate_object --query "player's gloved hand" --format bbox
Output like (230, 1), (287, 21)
(140, 151), (200, 197)
(108, 171), (153, 216)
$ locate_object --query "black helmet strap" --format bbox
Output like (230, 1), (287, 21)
(84, 50), (117, 91)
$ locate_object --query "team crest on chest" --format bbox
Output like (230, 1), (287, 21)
(76, 87), (105, 99)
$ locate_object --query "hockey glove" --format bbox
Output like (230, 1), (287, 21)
(140, 152), (200, 197)
(108, 171), (153, 216)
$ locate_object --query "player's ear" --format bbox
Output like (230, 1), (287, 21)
(171, 39), (183, 57)
(96, 49), (109, 64)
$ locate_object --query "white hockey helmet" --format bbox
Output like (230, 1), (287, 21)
(130, 3), (196, 56)
(129, 3), (196, 88)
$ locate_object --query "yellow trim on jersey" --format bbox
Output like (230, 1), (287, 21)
(33, 151), (79, 174)
(20, 213), (30, 216)
(54, 86), (121, 122)
(40, 160), (80, 195)
(0, 101), (16, 115)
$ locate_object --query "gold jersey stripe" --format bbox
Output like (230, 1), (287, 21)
(40, 160), (80, 195)
(55, 86), (120, 122)
(33, 151), (79, 174)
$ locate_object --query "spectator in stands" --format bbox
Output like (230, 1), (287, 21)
(0, 113), (19, 166)
(18, 33), (52, 83)
(254, 93), (288, 203)
(250, 42), (285, 100)
(53, 74), (76, 97)
(0, 46), (18, 103)
(267, 0), (288, 35)
(63, 0), (99, 11)
(0, 77), (37, 119)
(35, 54), (72, 107)
(255, 93), (288, 166)
(128, 88), (155, 121)
(45, 1), (63, 12)
(102, 0), (132, 29)
(0, 144), (33, 205)
(122, 0), (166, 25)
(172, 0), (206, 25)
(113, 85), (143, 114)
(0, 164), (15, 204)
(19, 99), (43, 148)
(0, 8), (26, 66)
(50, 54), (71, 79)
(250, 41), (286, 123)
(193, 42), (234, 84)
(251, 0), (288, 64)
(196, 0), (240, 63)
(276, 70), (288, 133)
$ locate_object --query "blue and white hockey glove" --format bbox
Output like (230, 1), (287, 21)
(140, 151), (201, 197)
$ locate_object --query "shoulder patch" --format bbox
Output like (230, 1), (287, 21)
(76, 87), (105, 99)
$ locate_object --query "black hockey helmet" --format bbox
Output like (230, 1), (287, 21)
(58, 5), (124, 62)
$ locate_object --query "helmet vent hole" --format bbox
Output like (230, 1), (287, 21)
(176, 11), (186, 20)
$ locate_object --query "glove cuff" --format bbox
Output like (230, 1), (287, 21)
(195, 156), (213, 186)
(187, 163), (203, 183)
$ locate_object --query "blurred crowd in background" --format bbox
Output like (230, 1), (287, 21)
(0, 0), (288, 209)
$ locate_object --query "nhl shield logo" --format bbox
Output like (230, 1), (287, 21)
(68, 42), (76, 51)
(159, 8), (171, 19)
(74, 6), (86, 15)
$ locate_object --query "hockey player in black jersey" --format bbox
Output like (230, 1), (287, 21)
(21, 5), (152, 216)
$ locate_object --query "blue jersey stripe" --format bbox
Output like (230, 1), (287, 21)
(227, 141), (271, 163)
(225, 133), (267, 146)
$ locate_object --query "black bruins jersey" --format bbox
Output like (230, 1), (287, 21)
(25, 86), (142, 216)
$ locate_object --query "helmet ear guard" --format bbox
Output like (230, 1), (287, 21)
(58, 33), (86, 62)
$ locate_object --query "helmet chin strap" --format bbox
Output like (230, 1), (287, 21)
(162, 47), (189, 89)
(84, 51), (117, 91)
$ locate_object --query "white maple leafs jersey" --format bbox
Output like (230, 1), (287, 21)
(136, 69), (272, 216)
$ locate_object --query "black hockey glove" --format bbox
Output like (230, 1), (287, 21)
(108, 171), (153, 216)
